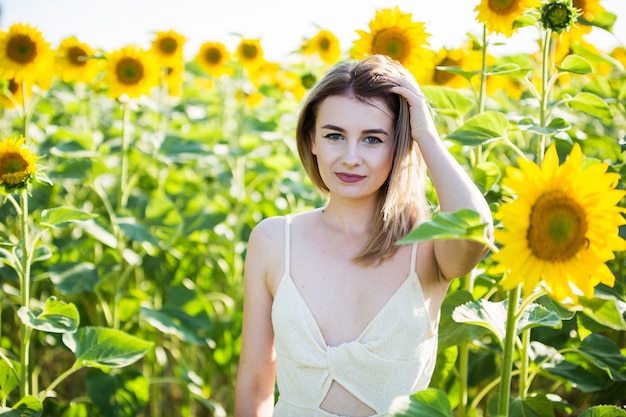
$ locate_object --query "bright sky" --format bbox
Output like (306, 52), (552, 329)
(1, 0), (625, 60)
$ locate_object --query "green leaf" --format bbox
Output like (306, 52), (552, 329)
(517, 303), (563, 333)
(17, 297), (79, 333)
(446, 111), (509, 146)
(577, 334), (626, 381)
(0, 358), (20, 402)
(579, 405), (626, 417)
(397, 209), (491, 247)
(140, 306), (213, 346)
(116, 217), (160, 249)
(85, 368), (149, 417)
(510, 394), (555, 417)
(0, 396), (43, 417)
(485, 63), (531, 78)
(578, 294), (626, 331)
(49, 262), (99, 295)
(438, 291), (489, 349)
(451, 299), (506, 345)
(62, 327), (153, 369)
(518, 117), (570, 136)
(421, 86), (474, 118)
(40, 207), (97, 229)
(557, 55), (593, 75)
(564, 92), (612, 120)
(473, 161), (501, 194)
(389, 389), (453, 417)
(547, 360), (611, 392)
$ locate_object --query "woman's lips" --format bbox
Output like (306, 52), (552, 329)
(336, 172), (366, 183)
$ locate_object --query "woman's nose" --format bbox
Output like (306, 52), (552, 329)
(341, 142), (362, 166)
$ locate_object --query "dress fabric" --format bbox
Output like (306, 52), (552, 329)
(271, 215), (439, 417)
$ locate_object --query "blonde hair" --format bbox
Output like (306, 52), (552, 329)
(296, 55), (430, 265)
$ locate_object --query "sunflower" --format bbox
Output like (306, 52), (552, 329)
(235, 38), (265, 70)
(0, 77), (30, 108)
(302, 29), (341, 65)
(351, 6), (434, 80)
(539, 0), (579, 34)
(195, 41), (232, 77)
(150, 30), (186, 69)
(474, 0), (541, 37)
(0, 137), (37, 192)
(492, 144), (626, 303)
(0, 23), (53, 88)
(104, 45), (160, 99)
(55, 36), (101, 83)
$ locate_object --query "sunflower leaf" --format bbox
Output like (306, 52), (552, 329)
(17, 296), (79, 333)
(41, 207), (97, 229)
(445, 111), (509, 146)
(62, 327), (153, 369)
(451, 299), (507, 345)
(389, 388), (453, 417)
(422, 86), (474, 118)
(557, 54), (593, 75)
(563, 92), (612, 120)
(397, 209), (490, 247)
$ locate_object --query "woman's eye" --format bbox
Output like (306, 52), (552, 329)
(363, 136), (383, 144)
(324, 133), (343, 140)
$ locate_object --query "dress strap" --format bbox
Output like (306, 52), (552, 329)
(409, 243), (418, 274)
(284, 215), (292, 274)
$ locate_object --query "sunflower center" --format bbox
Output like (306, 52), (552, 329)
(527, 192), (588, 262)
(318, 37), (331, 52)
(241, 44), (259, 60)
(7, 34), (37, 64)
(1, 153), (27, 172)
(159, 37), (178, 55)
(116, 57), (144, 85)
(372, 28), (409, 62)
(68, 46), (87, 67)
(204, 47), (223, 65)
(487, 0), (518, 13)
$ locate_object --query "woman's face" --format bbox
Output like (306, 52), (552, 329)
(311, 94), (395, 203)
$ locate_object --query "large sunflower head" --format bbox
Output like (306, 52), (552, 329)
(104, 45), (160, 99)
(55, 36), (102, 83)
(491, 144), (626, 303)
(0, 136), (37, 192)
(301, 29), (341, 65)
(474, 0), (541, 37)
(0, 23), (53, 88)
(351, 6), (434, 80)
(235, 38), (265, 70)
(195, 41), (232, 77)
(150, 30), (186, 68)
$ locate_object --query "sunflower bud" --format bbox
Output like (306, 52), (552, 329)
(539, 0), (579, 34)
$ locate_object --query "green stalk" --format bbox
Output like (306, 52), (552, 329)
(497, 285), (521, 417)
(18, 188), (32, 397)
(538, 29), (553, 165)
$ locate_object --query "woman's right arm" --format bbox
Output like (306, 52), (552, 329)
(234, 219), (279, 417)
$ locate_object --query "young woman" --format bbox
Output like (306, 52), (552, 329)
(234, 55), (493, 417)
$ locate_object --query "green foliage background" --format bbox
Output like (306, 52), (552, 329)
(1, 7), (626, 417)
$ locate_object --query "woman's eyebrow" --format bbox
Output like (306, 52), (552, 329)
(320, 124), (390, 136)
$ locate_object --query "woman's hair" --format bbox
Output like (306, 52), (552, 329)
(296, 54), (430, 265)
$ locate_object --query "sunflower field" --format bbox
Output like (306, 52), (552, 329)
(1, 0), (626, 416)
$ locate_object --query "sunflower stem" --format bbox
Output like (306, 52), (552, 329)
(498, 285), (521, 417)
(120, 101), (130, 208)
(538, 29), (553, 165)
(18, 188), (32, 398)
